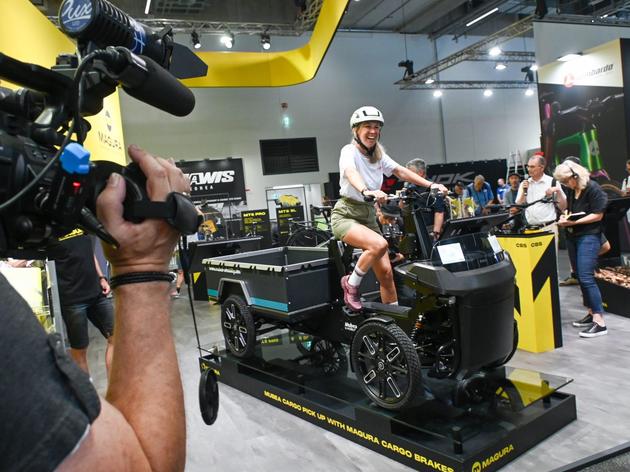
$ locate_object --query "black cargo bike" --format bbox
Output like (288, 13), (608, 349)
(202, 190), (518, 411)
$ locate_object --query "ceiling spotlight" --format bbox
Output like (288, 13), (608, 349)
(489, 46), (502, 57)
(530, 63), (538, 71)
(525, 88), (535, 96)
(495, 63), (506, 70)
(433, 90), (443, 98)
(397, 59), (414, 79)
(483, 89), (493, 97)
(220, 33), (234, 49)
(521, 65), (535, 82)
(191, 31), (201, 49)
(261, 33), (271, 50)
(425, 78), (435, 84)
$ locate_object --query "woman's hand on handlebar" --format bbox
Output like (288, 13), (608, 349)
(364, 189), (388, 203)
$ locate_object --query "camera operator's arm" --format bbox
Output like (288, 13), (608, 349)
(59, 145), (187, 472)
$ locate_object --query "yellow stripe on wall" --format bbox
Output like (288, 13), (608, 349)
(1, 0), (127, 165)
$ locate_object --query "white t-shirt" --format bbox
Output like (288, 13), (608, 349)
(338, 144), (399, 202)
(516, 174), (565, 225)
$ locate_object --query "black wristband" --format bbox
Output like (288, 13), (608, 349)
(109, 272), (174, 289)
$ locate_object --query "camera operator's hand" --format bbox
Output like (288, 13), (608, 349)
(96, 145), (190, 275)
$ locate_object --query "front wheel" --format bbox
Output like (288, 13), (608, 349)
(350, 321), (422, 410)
(221, 295), (256, 358)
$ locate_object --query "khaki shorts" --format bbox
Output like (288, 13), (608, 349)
(331, 197), (380, 240)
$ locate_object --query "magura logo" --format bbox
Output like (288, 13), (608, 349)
(344, 322), (357, 332)
(472, 444), (514, 471)
(564, 73), (575, 88)
(186, 171), (235, 185)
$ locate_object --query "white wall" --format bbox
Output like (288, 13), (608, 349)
(119, 31), (542, 210)
(534, 21), (630, 66)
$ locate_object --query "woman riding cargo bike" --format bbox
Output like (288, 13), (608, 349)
(330, 106), (448, 311)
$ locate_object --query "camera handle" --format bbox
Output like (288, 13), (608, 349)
(91, 161), (202, 242)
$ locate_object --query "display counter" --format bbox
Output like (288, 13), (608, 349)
(186, 237), (263, 300)
(497, 232), (562, 353)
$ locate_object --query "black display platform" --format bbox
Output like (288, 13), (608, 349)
(200, 333), (577, 472)
(596, 278), (630, 318)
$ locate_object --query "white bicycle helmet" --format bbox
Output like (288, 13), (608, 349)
(350, 106), (384, 128)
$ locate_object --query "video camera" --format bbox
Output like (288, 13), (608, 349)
(0, 0), (207, 258)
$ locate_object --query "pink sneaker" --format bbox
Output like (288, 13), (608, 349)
(341, 275), (362, 311)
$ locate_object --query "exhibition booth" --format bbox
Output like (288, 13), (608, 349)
(4, 1), (630, 471)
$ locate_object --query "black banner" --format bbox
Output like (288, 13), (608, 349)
(177, 158), (246, 204)
(241, 209), (272, 248)
(427, 159), (507, 194)
(277, 206), (305, 241)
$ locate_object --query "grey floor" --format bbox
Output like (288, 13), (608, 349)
(87, 250), (630, 471)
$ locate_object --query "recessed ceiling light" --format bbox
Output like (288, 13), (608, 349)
(483, 89), (493, 97)
(558, 53), (582, 62)
(525, 88), (535, 96)
(425, 78), (435, 84)
(495, 63), (506, 70)
(433, 90), (443, 98)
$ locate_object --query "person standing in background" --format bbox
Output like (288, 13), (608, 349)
(554, 162), (609, 337)
(404, 158), (446, 239)
(496, 178), (509, 204)
(465, 175), (494, 216)
(47, 231), (114, 374)
(516, 155), (566, 231)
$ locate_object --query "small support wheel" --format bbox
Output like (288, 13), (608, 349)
(350, 321), (422, 410)
(221, 294), (256, 358)
(199, 368), (219, 425)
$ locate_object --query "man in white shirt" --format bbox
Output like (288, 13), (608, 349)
(516, 155), (566, 226)
(515, 155), (566, 253)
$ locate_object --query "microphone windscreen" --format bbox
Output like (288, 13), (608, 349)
(123, 55), (195, 117)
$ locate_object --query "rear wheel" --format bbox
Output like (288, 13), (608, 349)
(221, 295), (256, 358)
(351, 321), (422, 410)
(287, 228), (331, 247)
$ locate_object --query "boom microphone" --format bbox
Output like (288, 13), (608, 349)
(103, 47), (195, 117)
(59, 0), (173, 70)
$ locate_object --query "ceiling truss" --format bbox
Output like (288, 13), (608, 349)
(403, 80), (532, 90)
(396, 15), (535, 89)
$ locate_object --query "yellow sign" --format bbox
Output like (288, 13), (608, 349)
(498, 233), (562, 353)
(1, 0), (126, 165)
